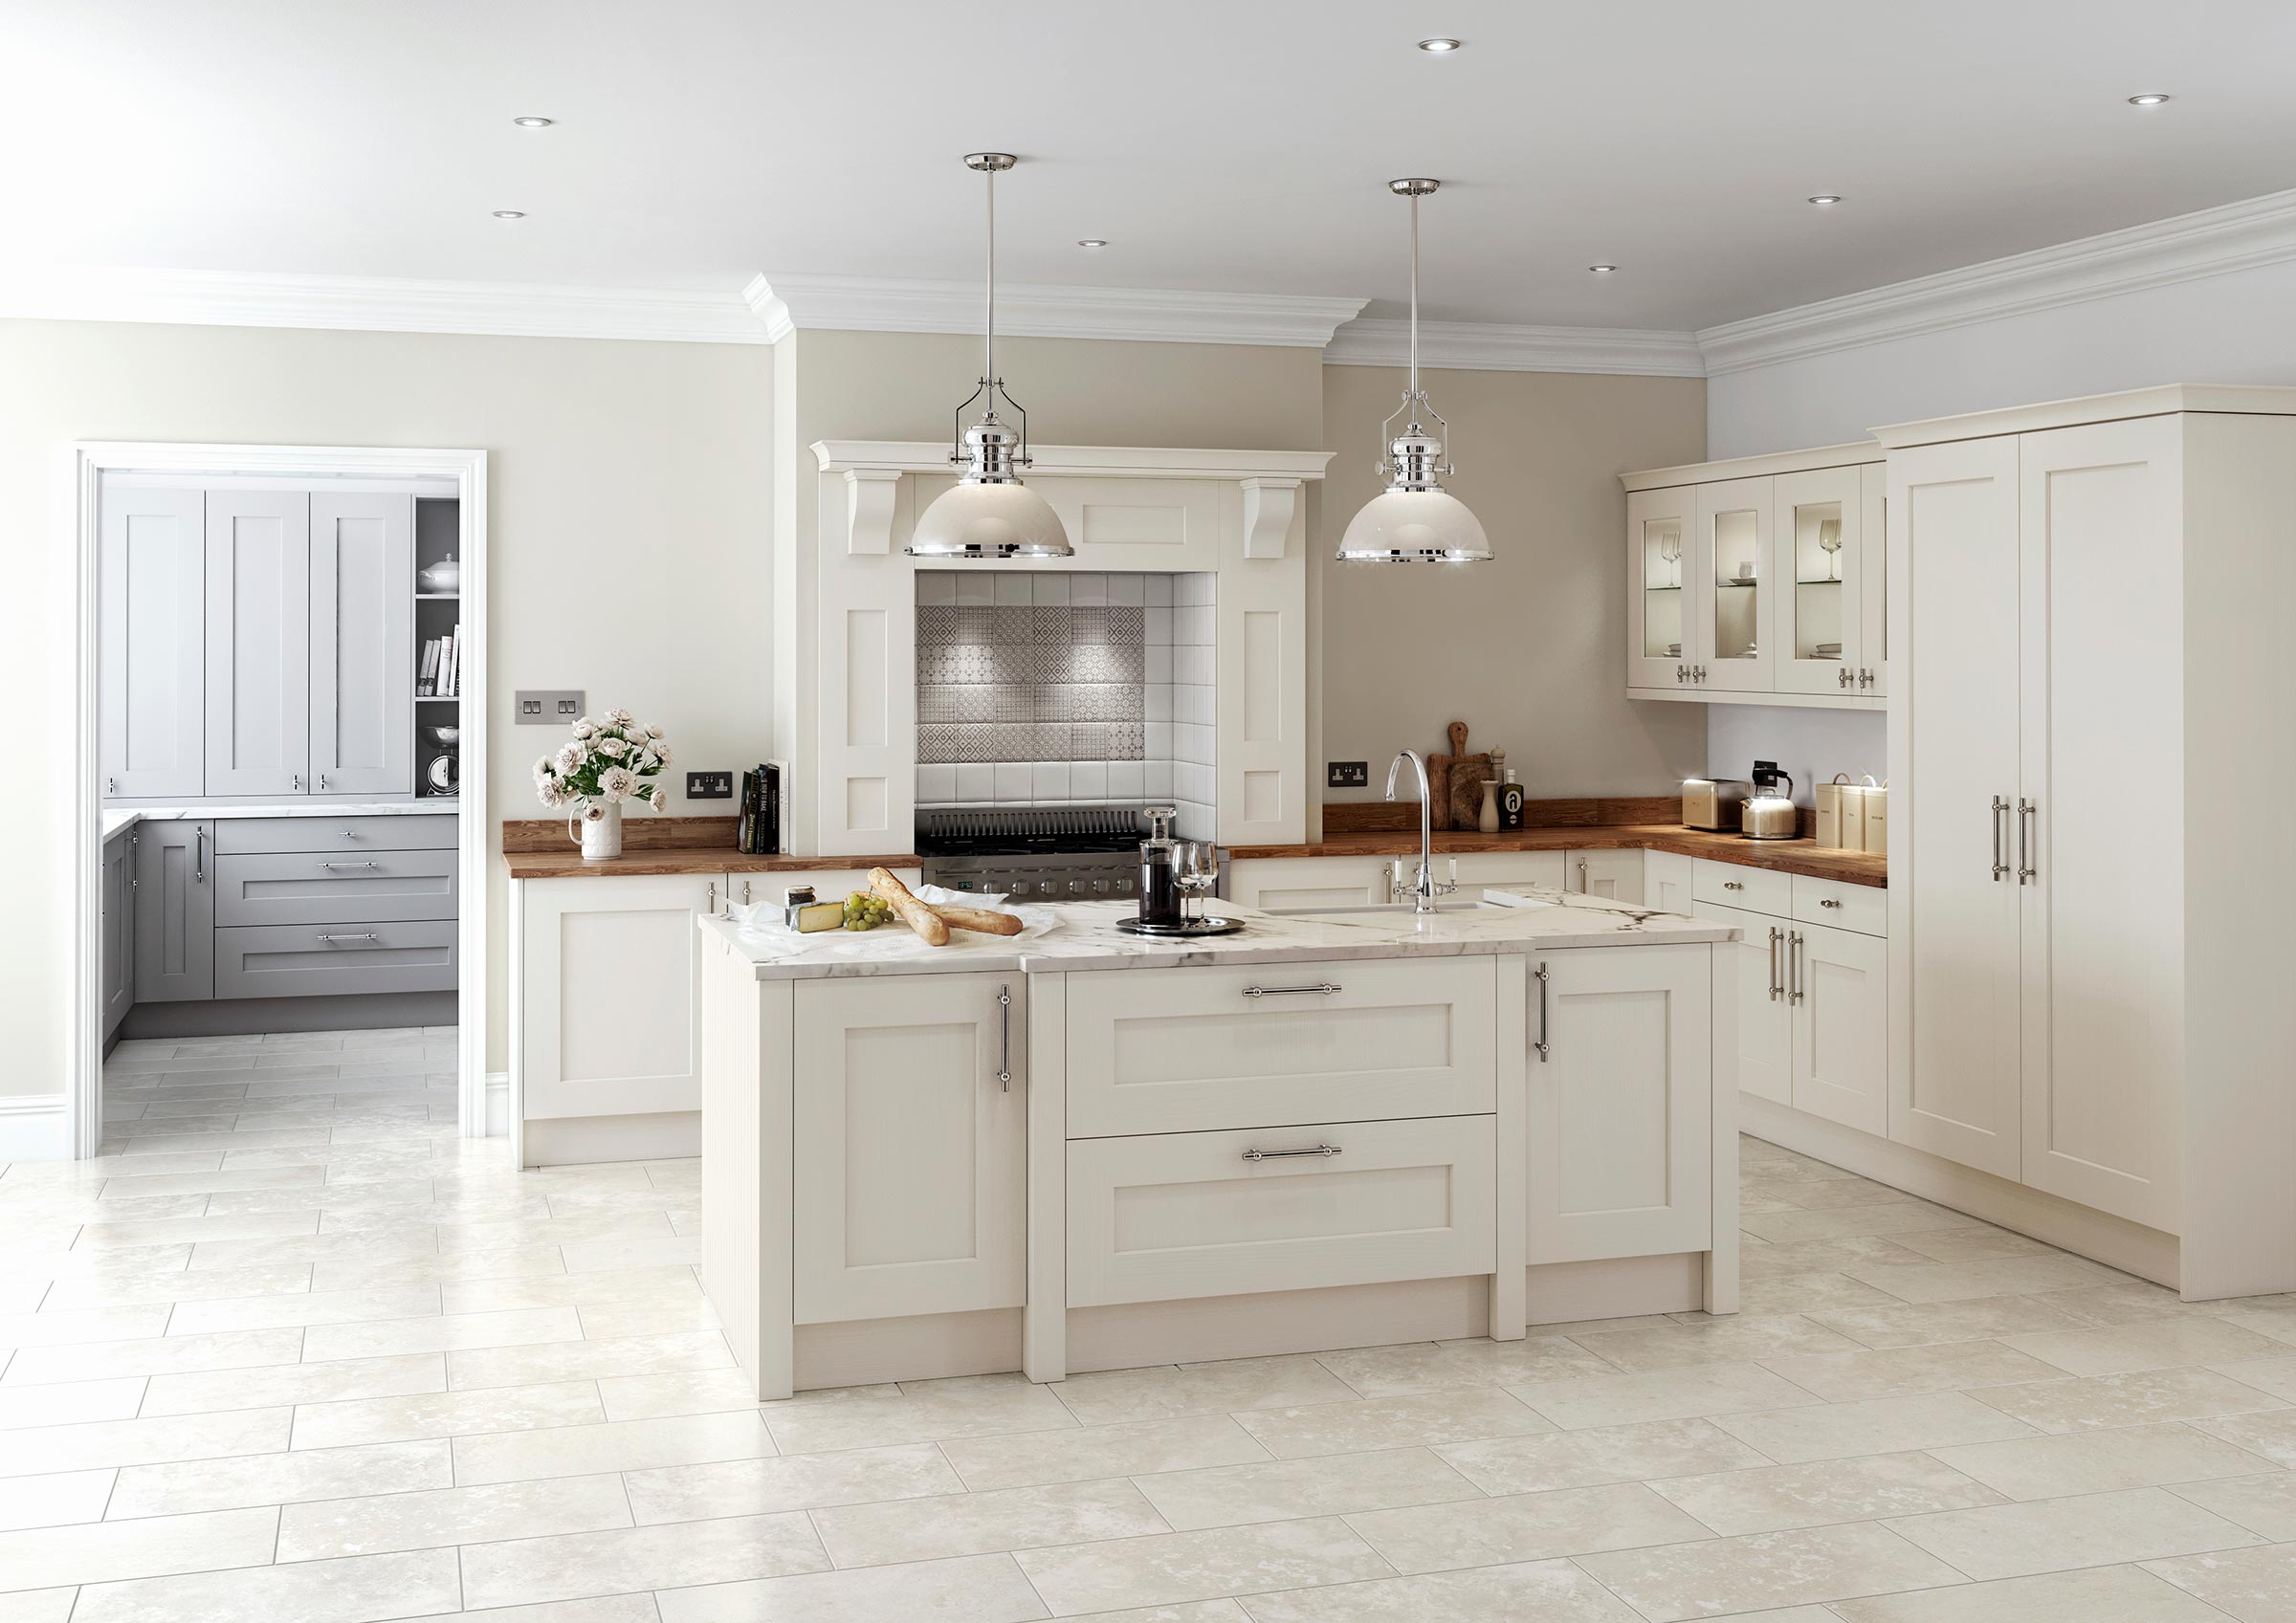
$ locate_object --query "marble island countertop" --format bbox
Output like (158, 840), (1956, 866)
(702, 885), (1735, 981)
(103, 801), (458, 840)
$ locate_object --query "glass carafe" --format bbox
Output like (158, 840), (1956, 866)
(1137, 805), (1182, 926)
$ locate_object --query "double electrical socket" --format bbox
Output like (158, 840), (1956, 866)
(1327, 760), (1371, 788)
(686, 772), (734, 800)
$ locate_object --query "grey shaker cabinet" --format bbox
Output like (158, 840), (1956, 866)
(203, 490), (312, 797)
(101, 828), (137, 1038)
(134, 820), (216, 1002)
(310, 493), (414, 795)
(99, 487), (207, 800)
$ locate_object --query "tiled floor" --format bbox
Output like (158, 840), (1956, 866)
(2, 1034), (2293, 1620)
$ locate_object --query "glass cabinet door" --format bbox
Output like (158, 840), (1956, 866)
(1626, 486), (1696, 691)
(1859, 462), (1888, 696)
(1694, 476), (1774, 692)
(1772, 466), (1862, 695)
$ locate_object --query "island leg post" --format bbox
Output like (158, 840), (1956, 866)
(1024, 972), (1069, 1382)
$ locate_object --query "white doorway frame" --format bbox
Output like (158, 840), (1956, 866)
(68, 442), (491, 1157)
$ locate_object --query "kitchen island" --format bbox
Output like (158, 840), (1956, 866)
(698, 888), (1739, 1399)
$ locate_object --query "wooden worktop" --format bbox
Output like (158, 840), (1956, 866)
(1229, 824), (1888, 887)
(498, 815), (917, 881)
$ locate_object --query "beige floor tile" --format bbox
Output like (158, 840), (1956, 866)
(654, 1551), (1049, 1623)
(398, 1596), (660, 1623)
(459, 1510), (829, 1610)
(941, 1415), (1269, 1491)
(1759, 1339), (2067, 1401)
(1971, 1366), (2289, 1433)
(1236, 1557), (1645, 1621)
(2035, 1282), (2230, 1327)
(1051, 1356), (1358, 1427)
(1577, 1521), (1963, 1620)
(442, 1265), (703, 1316)
(0, 1375), (147, 1430)
(1830, 1562), (2234, 1619)
(453, 1409), (773, 1485)
(814, 1476), (1169, 1567)
(1885, 1226), (2060, 1263)
(0, 1504), (278, 1591)
(0, 1305), (172, 1349)
(2214, 1355), (2296, 1402)
(42, 1263), (319, 1311)
(1741, 1202), (1991, 1244)
(1933, 1419), (2280, 1499)
(1807, 1294), (2087, 1350)
(290, 1378), (604, 1450)
(0, 1585), (77, 1622)
(73, 1211), (321, 1249)
(1060, 1606), (1248, 1623)
(143, 1350), (444, 1416)
(768, 1373), (1077, 1454)
(1310, 1337), (1609, 1398)
(446, 1329), (732, 1391)
(72, 1546), (461, 1623)
(166, 1283), (442, 1335)
(1505, 1361), (1820, 1430)
(109, 1437), (450, 1517)
(1435, 1415), (1767, 1495)
(2173, 1472), (2296, 1541)
(1232, 1387), (1554, 1459)
(1650, 1450), (2005, 1535)
(1713, 1392), (2038, 1463)
(1769, 1176), (1924, 1211)
(2199, 1410), (2296, 1467)
(2001, 1315), (2291, 1376)
(299, 1304), (582, 1362)
(1848, 1256), (2118, 1305)
(1014, 1518), (1390, 1615)
(573, 1296), (719, 1341)
(1137, 1446), (1480, 1531)
(1740, 1237), (1935, 1280)
(0, 1406), (291, 1477)
(1732, 1273), (1908, 1317)
(276, 1471), (633, 1560)
(596, 1367), (763, 1423)
(4, 1326), (305, 1386)
(1888, 1484), (2261, 1579)
(0, 1467), (118, 1532)
(625, 1442), (960, 1523)
(1572, 1313), (1866, 1371)
(1345, 1479), (1711, 1571)
(2145, 1542), (2296, 1621)
(559, 1234), (703, 1273)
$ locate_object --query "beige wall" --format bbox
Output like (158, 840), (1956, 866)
(2, 319), (772, 1095)
(1318, 366), (1709, 804)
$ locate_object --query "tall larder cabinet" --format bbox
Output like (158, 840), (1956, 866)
(1883, 385), (2296, 1299)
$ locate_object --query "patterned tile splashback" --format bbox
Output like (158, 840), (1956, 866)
(916, 604), (1147, 762)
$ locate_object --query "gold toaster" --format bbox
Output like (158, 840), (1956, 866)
(1682, 778), (1751, 832)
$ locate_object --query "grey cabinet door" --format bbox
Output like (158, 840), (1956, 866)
(99, 487), (206, 799)
(134, 820), (215, 1002)
(102, 831), (137, 1035)
(310, 493), (413, 795)
(204, 491), (311, 797)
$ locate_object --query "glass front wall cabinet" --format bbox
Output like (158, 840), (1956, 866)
(1773, 465), (1862, 695)
(1626, 486), (1696, 690)
(1695, 476), (1774, 692)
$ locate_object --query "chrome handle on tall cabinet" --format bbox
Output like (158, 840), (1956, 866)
(1990, 796), (2011, 881)
(1242, 1143), (1341, 1162)
(994, 985), (1012, 1091)
(194, 827), (204, 883)
(1533, 962), (1551, 1062)
(2018, 798), (2037, 884)
(1242, 983), (1341, 998)
(1768, 926), (1782, 1000)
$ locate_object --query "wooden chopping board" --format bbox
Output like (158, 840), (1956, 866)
(1426, 721), (1506, 831)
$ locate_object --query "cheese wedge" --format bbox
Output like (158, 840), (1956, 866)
(791, 899), (847, 932)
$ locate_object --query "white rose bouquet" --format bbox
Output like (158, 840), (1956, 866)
(533, 712), (674, 814)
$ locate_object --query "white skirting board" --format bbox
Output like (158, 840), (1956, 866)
(0, 1095), (70, 1161)
(521, 1109), (701, 1168)
(1741, 1094), (2183, 1292)
(484, 1072), (510, 1137)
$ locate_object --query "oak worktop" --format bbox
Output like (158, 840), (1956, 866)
(501, 850), (920, 881)
(1229, 825), (1888, 887)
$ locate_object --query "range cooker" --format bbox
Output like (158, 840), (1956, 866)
(916, 804), (1227, 902)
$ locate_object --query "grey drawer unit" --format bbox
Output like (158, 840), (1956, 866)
(215, 849), (457, 927)
(216, 920), (456, 999)
(215, 813), (456, 855)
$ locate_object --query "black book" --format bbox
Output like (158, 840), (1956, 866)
(738, 769), (758, 855)
(761, 762), (781, 855)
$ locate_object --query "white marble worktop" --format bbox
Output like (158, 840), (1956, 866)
(703, 885), (1735, 981)
(101, 801), (458, 841)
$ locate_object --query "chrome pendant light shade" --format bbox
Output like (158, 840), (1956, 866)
(1336, 178), (1491, 564)
(909, 153), (1072, 560)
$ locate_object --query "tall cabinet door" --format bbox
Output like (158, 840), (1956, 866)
(793, 972), (1025, 1324)
(1888, 437), (2022, 1178)
(2016, 418), (2183, 1230)
(134, 820), (214, 1002)
(1772, 466), (1864, 695)
(204, 492), (311, 796)
(99, 487), (207, 799)
(1694, 477), (1774, 692)
(1527, 945), (1713, 1263)
(310, 493), (413, 795)
(1628, 486), (1694, 690)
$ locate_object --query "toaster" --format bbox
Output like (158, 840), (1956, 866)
(1682, 778), (1751, 832)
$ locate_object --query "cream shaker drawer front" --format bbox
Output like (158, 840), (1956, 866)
(1065, 956), (1496, 1136)
(1693, 857), (1791, 918)
(1066, 1115), (1497, 1307)
(1790, 873), (1887, 938)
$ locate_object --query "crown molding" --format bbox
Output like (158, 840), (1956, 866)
(1323, 316), (1706, 378)
(749, 273), (1365, 349)
(1699, 186), (2296, 376)
(812, 440), (1334, 481)
(0, 265), (766, 344)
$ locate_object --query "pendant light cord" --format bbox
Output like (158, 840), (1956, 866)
(1407, 189), (1420, 409)
(983, 162), (996, 388)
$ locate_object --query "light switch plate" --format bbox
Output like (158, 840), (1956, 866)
(686, 771), (734, 800)
(516, 690), (585, 725)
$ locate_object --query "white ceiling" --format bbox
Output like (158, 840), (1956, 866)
(8, 0), (2296, 332)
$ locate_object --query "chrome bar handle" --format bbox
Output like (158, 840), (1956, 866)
(316, 932), (377, 943)
(1242, 1143), (1341, 1162)
(742, 880), (753, 906)
(1534, 962), (1551, 1063)
(1242, 983), (1342, 998)
(194, 826), (204, 883)
(996, 985), (1011, 1091)
(2018, 798), (2037, 884)
(1577, 858), (1589, 891)
(706, 882), (716, 915)
(1789, 931), (1805, 1003)
(319, 861), (376, 869)
(1768, 926), (1782, 1001)
(1990, 796), (2010, 881)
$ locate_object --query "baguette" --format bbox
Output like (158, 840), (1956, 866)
(928, 899), (1026, 936)
(869, 866), (949, 947)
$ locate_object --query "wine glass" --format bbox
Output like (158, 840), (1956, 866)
(1658, 525), (1683, 587)
(1176, 842), (1218, 922)
(1818, 517), (1843, 581)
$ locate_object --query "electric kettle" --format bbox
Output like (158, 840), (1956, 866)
(1741, 762), (1799, 842)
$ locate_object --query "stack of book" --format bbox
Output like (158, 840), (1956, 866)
(738, 762), (788, 855)
(418, 627), (461, 697)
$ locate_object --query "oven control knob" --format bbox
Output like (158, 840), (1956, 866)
(1091, 878), (1110, 894)
(1069, 879), (1086, 894)
(1039, 880), (1058, 895)
(1115, 876), (1135, 893)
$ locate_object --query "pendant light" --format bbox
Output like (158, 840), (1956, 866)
(1336, 178), (1491, 563)
(907, 152), (1073, 559)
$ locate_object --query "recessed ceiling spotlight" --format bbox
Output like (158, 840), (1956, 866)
(1588, 263), (1619, 274)
(1076, 238), (1109, 249)
(492, 209), (526, 219)
(1417, 36), (1462, 52)
(511, 115), (555, 128)
(1807, 194), (1843, 207)
(2128, 92), (2172, 105)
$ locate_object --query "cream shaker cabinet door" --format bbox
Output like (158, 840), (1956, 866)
(1628, 484), (1696, 690)
(1707, 905), (1790, 1108)
(1789, 921), (1888, 1137)
(1565, 848), (1645, 904)
(1694, 476), (1775, 693)
(203, 490), (312, 797)
(99, 486), (207, 800)
(1644, 849), (1695, 916)
(1888, 435), (2023, 1180)
(309, 493), (413, 795)
(1772, 465), (1866, 696)
(1526, 945), (1712, 1263)
(794, 972), (1025, 1325)
(1225, 855), (1390, 911)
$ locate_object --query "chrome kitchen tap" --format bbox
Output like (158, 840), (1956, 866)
(1385, 748), (1458, 913)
